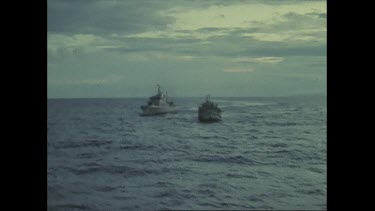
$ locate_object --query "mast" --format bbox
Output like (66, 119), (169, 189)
(157, 84), (161, 94)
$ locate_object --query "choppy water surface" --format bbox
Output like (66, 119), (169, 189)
(47, 95), (326, 210)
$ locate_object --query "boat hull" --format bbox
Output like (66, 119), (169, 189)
(140, 105), (177, 116)
(198, 111), (222, 122)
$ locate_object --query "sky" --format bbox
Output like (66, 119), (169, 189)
(47, 0), (326, 98)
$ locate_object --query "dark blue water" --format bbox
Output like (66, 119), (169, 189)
(47, 95), (326, 210)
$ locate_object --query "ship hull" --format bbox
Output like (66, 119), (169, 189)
(198, 111), (222, 122)
(140, 105), (177, 116)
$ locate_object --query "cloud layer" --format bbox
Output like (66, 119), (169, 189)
(48, 0), (326, 98)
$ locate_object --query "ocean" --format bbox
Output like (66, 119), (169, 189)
(47, 95), (326, 210)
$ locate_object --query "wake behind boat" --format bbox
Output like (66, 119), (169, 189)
(140, 85), (177, 116)
(198, 95), (222, 122)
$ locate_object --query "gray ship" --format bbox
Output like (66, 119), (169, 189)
(198, 95), (222, 122)
(140, 85), (177, 116)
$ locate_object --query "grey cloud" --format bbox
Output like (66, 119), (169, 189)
(48, 0), (325, 35)
(104, 28), (325, 58)
(237, 43), (326, 57)
(48, 0), (175, 34)
(48, 0), (326, 98)
(310, 12), (327, 19)
(283, 11), (326, 20)
(196, 27), (226, 32)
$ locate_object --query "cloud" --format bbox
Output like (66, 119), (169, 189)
(241, 29), (326, 42)
(122, 29), (230, 40)
(48, 0), (326, 34)
(48, 0), (174, 34)
(48, 0), (326, 58)
(56, 74), (125, 86)
(48, 0), (327, 98)
(223, 68), (255, 73)
(231, 57), (284, 64)
(262, 45), (325, 57)
(116, 51), (197, 62)
(161, 1), (326, 31)
(48, 33), (116, 58)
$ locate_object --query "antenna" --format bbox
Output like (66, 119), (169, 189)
(157, 84), (161, 94)
(206, 94), (210, 101)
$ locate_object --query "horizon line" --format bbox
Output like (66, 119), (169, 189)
(47, 93), (326, 100)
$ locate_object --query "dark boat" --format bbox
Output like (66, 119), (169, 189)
(198, 95), (222, 122)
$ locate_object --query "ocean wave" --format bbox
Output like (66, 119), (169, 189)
(226, 173), (257, 179)
(264, 121), (300, 126)
(193, 155), (262, 165)
(56, 139), (113, 149)
(51, 203), (91, 210)
(155, 181), (175, 187)
(247, 194), (267, 202)
(76, 153), (97, 159)
(94, 186), (116, 193)
(48, 97), (326, 210)
(200, 183), (220, 189)
(216, 100), (270, 107)
(307, 167), (325, 173)
(64, 165), (162, 177)
(119, 143), (155, 150)
(296, 188), (326, 195)
(270, 143), (288, 147)
(155, 189), (195, 200)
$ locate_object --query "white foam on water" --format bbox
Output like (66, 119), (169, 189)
(217, 100), (272, 108)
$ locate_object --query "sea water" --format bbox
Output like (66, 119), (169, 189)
(47, 95), (326, 210)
